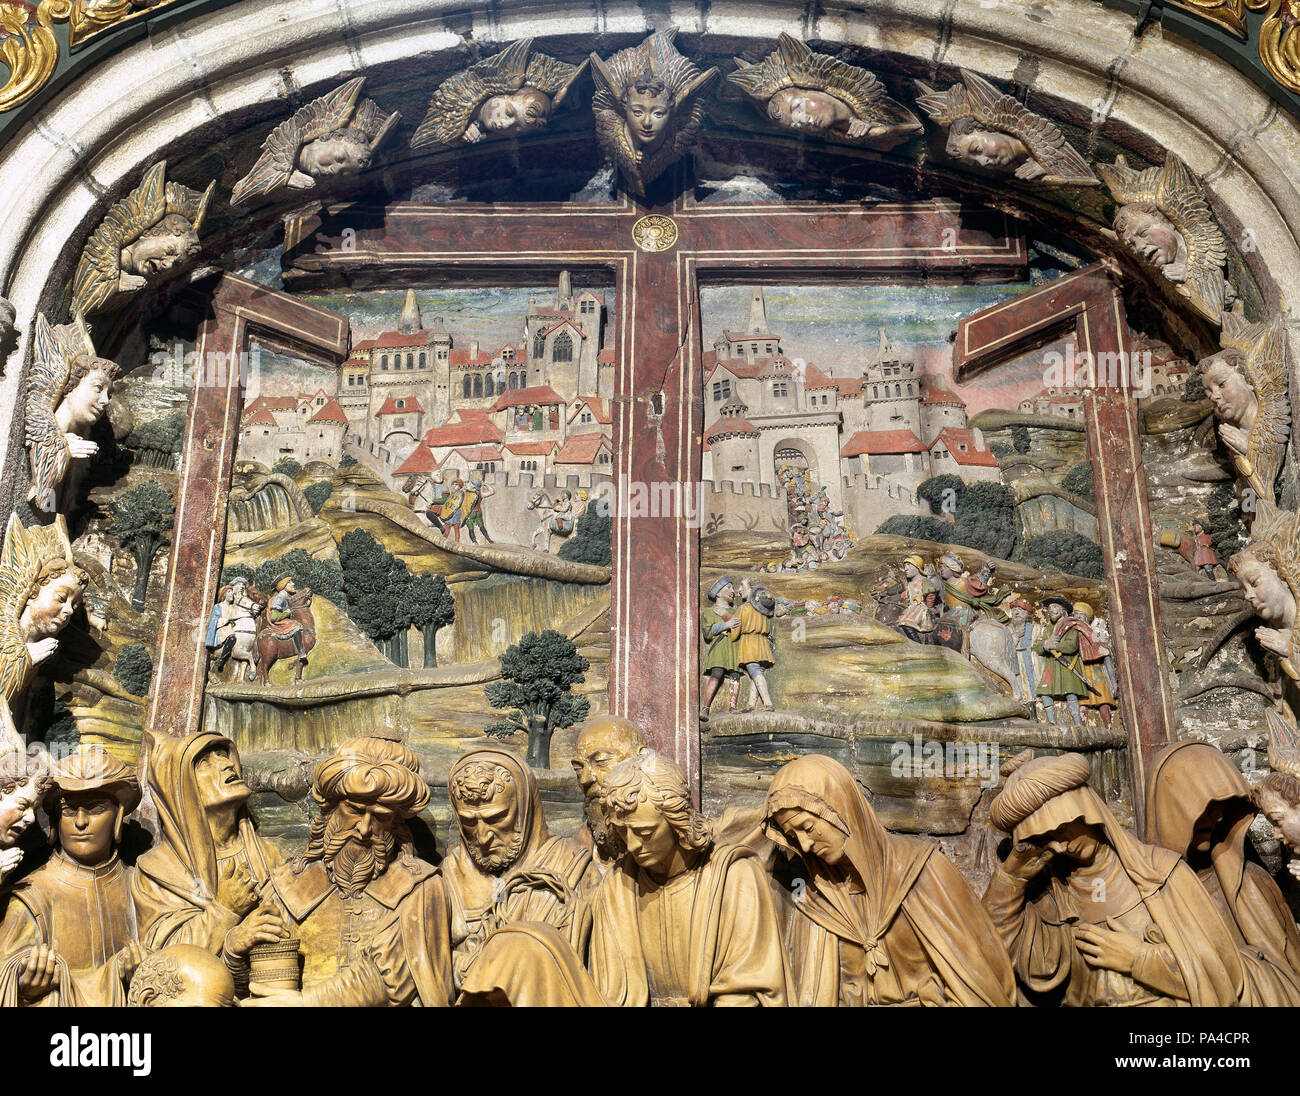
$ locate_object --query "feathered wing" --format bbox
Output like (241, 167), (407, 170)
(24, 314), (71, 508)
(412, 39), (540, 148)
(1267, 705), (1300, 781)
(914, 78), (969, 127)
(165, 178), (215, 232)
(525, 51), (587, 106)
(1251, 499), (1300, 681)
(590, 47), (648, 195)
(232, 78), (367, 204)
(352, 97), (400, 154)
(0, 515), (44, 706)
(1238, 315), (1291, 500)
(958, 71), (1098, 186)
(1157, 153), (1229, 323)
(69, 161), (169, 316)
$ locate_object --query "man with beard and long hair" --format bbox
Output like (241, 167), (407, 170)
(254, 737), (436, 990)
(571, 715), (647, 868)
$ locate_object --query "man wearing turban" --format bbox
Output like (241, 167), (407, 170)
(984, 751), (1247, 1006)
(762, 754), (1015, 1006)
(1145, 740), (1300, 1005)
(255, 737), (442, 992)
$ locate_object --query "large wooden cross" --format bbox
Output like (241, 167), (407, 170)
(277, 191), (1026, 794)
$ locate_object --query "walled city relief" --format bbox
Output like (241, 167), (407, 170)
(2, 25), (1297, 1010)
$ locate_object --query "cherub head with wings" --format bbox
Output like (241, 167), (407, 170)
(914, 71), (1099, 186)
(70, 162), (214, 318)
(1199, 309), (1290, 501)
(411, 39), (587, 148)
(590, 30), (720, 197)
(1228, 501), (1300, 679)
(1097, 154), (1234, 324)
(231, 77), (399, 205)
(26, 313), (121, 512)
(729, 34), (921, 146)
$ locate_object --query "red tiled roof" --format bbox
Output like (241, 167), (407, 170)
(376, 396), (424, 417)
(707, 357), (770, 381)
(451, 445), (503, 463)
(308, 398), (349, 424)
(705, 417), (759, 444)
(448, 348), (494, 367)
(834, 378), (864, 397)
(568, 397), (612, 424)
(539, 318), (582, 339)
(242, 408), (277, 427)
(453, 409), (492, 423)
(354, 331), (432, 351)
(555, 433), (611, 464)
(505, 441), (557, 457)
(921, 378), (964, 405)
(722, 329), (777, 343)
(839, 429), (926, 457)
(802, 364), (837, 390)
(394, 446), (439, 474)
(423, 419), (504, 447)
(933, 427), (999, 467)
(247, 395), (298, 412)
(491, 385), (564, 411)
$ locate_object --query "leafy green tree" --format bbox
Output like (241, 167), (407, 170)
(1182, 369), (1205, 403)
(340, 454), (358, 469)
(338, 528), (412, 665)
(1010, 424), (1032, 454)
(875, 514), (954, 541)
(916, 474), (965, 517)
(952, 481), (1021, 561)
(484, 630), (590, 768)
(113, 642), (153, 697)
(125, 412), (185, 469)
(304, 480), (333, 515)
(1061, 461), (1095, 501)
(107, 481), (175, 609)
(407, 572), (455, 667)
(557, 506), (612, 565)
(272, 456), (302, 477)
(1203, 480), (1246, 564)
(1017, 531), (1104, 578)
(247, 550), (347, 609)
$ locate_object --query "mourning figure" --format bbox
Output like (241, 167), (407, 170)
(0, 748), (50, 888)
(571, 714), (648, 866)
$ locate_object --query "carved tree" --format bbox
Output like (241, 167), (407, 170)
(484, 629), (590, 768)
(107, 480), (175, 610)
(406, 572), (455, 668)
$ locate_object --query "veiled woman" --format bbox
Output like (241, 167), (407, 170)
(1145, 740), (1300, 1005)
(762, 755), (1015, 1006)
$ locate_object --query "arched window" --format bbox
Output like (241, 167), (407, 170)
(533, 335), (546, 359)
(906, 384), (912, 396)
(380, 355), (388, 370)
(552, 331), (574, 363)
(894, 384), (901, 397)
(472, 374), (483, 398)
(418, 352), (427, 368)
(406, 354), (414, 370)
(872, 386), (878, 399)
(462, 375), (472, 399)
(509, 371), (519, 389)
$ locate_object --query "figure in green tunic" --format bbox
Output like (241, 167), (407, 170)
(1033, 595), (1090, 725)
(700, 576), (742, 723)
(935, 552), (1008, 626)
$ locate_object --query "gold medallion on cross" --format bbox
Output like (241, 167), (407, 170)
(631, 214), (679, 253)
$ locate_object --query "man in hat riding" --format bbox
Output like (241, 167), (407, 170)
(936, 552), (1008, 626)
(205, 576), (258, 673)
(0, 746), (144, 1006)
(701, 576), (742, 723)
(267, 576), (307, 662)
(1033, 595), (1092, 725)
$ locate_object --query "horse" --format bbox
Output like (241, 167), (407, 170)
(526, 489), (582, 552)
(218, 583), (267, 684)
(255, 587), (317, 685)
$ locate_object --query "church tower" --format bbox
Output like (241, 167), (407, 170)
(398, 289), (423, 334)
(749, 287), (768, 335)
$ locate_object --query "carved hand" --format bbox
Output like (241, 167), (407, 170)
(287, 170), (317, 191)
(1218, 423), (1248, 456)
(0, 846), (23, 883)
(118, 272), (148, 293)
(26, 637), (59, 665)
(241, 981), (304, 1007)
(845, 119), (871, 138)
(1073, 919), (1143, 974)
(17, 944), (60, 1002)
(1288, 859), (1300, 882)
(1000, 840), (1054, 881)
(114, 942), (145, 982)
(1255, 625), (1292, 658)
(219, 856), (263, 916)
(65, 434), (99, 459)
(225, 905), (290, 957)
(463, 123), (484, 144)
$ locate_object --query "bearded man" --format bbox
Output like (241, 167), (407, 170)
(256, 737), (436, 989)
(571, 715), (647, 866)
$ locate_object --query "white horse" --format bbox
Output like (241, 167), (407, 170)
(526, 489), (582, 552)
(968, 618), (1035, 704)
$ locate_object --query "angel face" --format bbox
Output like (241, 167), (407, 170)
(121, 218), (201, 279)
(1115, 205), (1182, 271)
(298, 133), (372, 178)
(478, 89), (552, 134)
(946, 124), (1027, 169)
(621, 85), (674, 150)
(58, 362), (115, 435)
(21, 571), (85, 641)
(1200, 354), (1255, 427)
(766, 87), (844, 132)
(1233, 553), (1294, 625)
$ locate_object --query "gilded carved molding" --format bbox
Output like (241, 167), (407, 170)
(1171, 0), (1300, 94)
(1168, 0), (1249, 38)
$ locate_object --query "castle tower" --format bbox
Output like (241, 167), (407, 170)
(398, 289), (423, 335)
(557, 270), (574, 311)
(748, 287), (768, 335)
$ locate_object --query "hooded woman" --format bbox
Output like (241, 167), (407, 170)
(762, 755), (1015, 1006)
(985, 751), (1247, 1006)
(132, 731), (285, 971)
(1145, 741), (1300, 1005)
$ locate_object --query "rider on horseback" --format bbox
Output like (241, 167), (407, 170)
(268, 576), (307, 662)
(206, 577), (256, 672)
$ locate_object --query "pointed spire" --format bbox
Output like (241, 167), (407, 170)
(557, 270), (573, 310)
(398, 289), (422, 334)
(749, 287), (768, 335)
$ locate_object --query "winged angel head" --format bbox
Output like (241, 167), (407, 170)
(590, 30), (720, 197)
(1097, 154), (1235, 324)
(0, 515), (88, 709)
(70, 162), (214, 318)
(1198, 308), (1291, 503)
(411, 38), (588, 148)
(728, 34), (921, 146)
(25, 313), (120, 513)
(914, 70), (1098, 186)
(232, 77), (399, 205)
